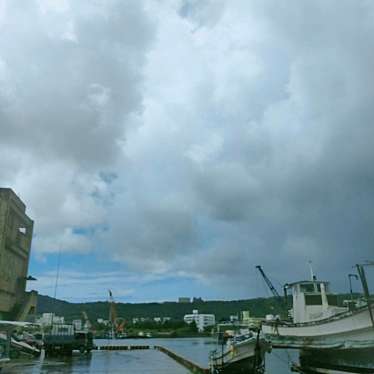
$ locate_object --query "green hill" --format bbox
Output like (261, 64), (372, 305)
(36, 294), (285, 323)
(37, 293), (355, 324)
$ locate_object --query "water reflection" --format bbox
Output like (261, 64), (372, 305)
(1, 339), (373, 373)
(2, 349), (189, 374)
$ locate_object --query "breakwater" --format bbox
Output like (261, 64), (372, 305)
(155, 345), (210, 374)
(95, 343), (210, 373)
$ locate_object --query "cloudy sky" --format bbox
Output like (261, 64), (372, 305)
(1, 0), (373, 303)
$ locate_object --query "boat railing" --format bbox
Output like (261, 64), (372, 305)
(264, 302), (372, 328)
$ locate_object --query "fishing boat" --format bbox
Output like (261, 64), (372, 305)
(262, 263), (374, 350)
(210, 328), (270, 373)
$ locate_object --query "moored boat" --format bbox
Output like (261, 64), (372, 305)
(262, 263), (374, 371)
(210, 329), (270, 373)
(262, 264), (374, 350)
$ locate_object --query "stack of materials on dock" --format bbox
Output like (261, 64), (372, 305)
(44, 323), (94, 356)
(0, 320), (41, 370)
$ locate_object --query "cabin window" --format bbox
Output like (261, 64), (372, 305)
(300, 284), (315, 293)
(305, 295), (322, 305)
(327, 295), (338, 306)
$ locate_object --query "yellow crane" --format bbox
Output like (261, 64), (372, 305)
(108, 290), (126, 337)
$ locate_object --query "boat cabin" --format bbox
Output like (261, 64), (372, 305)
(286, 281), (346, 323)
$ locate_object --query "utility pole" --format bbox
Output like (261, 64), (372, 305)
(108, 290), (117, 339)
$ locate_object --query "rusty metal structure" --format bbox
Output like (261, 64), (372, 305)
(0, 188), (37, 320)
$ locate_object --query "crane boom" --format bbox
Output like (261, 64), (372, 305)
(255, 265), (282, 299)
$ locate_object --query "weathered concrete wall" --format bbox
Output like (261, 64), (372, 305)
(0, 188), (34, 317)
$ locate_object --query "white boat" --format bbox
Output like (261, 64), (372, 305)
(262, 264), (374, 352)
(210, 329), (270, 373)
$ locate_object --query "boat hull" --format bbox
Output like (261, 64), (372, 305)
(213, 355), (262, 374)
(299, 347), (374, 373)
(263, 305), (374, 350)
(211, 337), (268, 374)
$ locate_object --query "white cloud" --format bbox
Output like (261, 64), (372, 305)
(3, 0), (374, 299)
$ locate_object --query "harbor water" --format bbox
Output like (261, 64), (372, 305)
(0, 337), (333, 373)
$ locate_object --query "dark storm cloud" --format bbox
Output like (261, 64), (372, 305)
(0, 0), (153, 168)
(105, 0), (374, 295)
(2, 0), (374, 298)
(0, 0), (154, 253)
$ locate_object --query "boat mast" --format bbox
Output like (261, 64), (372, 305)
(308, 260), (316, 281)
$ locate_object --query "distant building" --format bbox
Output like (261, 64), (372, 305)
(240, 310), (251, 323)
(240, 310), (262, 328)
(36, 313), (64, 326)
(97, 318), (110, 325)
(178, 297), (191, 303)
(153, 317), (162, 323)
(72, 319), (82, 330)
(0, 188), (37, 320)
(184, 309), (215, 332)
(229, 315), (239, 323)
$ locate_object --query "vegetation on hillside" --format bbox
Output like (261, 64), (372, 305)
(37, 293), (356, 324)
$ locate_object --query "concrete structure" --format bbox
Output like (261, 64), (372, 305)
(184, 309), (215, 332)
(0, 188), (36, 320)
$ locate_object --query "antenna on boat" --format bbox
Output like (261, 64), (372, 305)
(308, 260), (316, 281)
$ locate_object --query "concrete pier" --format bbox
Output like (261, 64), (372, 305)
(154, 346), (210, 374)
(96, 344), (211, 373)
(97, 345), (150, 351)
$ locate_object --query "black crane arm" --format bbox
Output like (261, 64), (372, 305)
(255, 265), (282, 299)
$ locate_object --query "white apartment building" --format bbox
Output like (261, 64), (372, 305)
(184, 309), (215, 332)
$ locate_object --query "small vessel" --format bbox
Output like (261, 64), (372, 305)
(210, 328), (270, 373)
(262, 263), (374, 350)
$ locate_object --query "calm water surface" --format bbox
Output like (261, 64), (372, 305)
(2, 338), (299, 373)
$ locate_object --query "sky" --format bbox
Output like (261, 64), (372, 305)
(1, 0), (374, 303)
